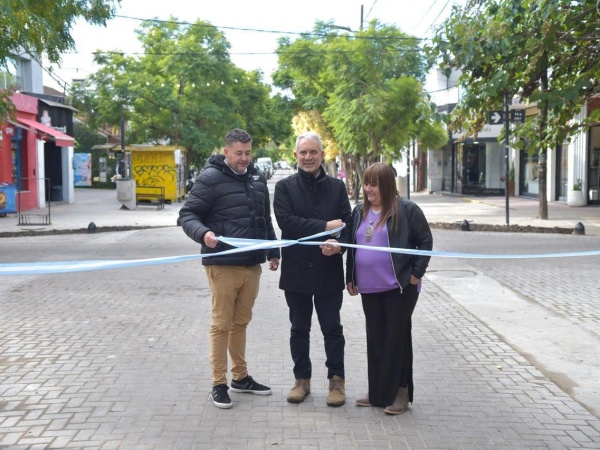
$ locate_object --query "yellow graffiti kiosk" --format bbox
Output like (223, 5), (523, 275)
(128, 145), (187, 204)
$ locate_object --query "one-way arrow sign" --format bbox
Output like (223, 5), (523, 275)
(488, 110), (505, 124)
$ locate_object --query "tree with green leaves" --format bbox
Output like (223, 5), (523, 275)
(71, 18), (292, 168)
(1, 0), (119, 118)
(274, 20), (448, 179)
(429, 0), (600, 219)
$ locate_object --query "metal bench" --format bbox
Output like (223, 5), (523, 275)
(135, 186), (165, 210)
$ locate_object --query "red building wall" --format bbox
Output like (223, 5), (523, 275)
(1, 93), (41, 211)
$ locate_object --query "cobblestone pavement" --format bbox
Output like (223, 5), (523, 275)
(434, 232), (600, 337)
(1, 226), (600, 449)
(430, 231), (600, 420)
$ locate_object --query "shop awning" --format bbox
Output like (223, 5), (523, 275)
(13, 117), (74, 147)
(38, 98), (79, 112)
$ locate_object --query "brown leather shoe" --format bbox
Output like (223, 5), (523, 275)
(326, 375), (345, 407)
(355, 393), (371, 407)
(384, 387), (409, 415)
(287, 379), (310, 403)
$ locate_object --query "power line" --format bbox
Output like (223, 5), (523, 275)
(52, 36), (429, 66)
(44, 43), (427, 93)
(426, 84), (459, 94)
(58, 47), (427, 59)
(424, 0), (454, 36)
(40, 64), (71, 95)
(115, 14), (294, 36)
(413, 0), (444, 30)
(46, 13), (435, 92)
(114, 14), (427, 41)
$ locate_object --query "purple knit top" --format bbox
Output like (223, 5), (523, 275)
(354, 210), (399, 294)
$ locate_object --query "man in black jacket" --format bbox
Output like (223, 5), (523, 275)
(274, 131), (352, 406)
(179, 128), (280, 409)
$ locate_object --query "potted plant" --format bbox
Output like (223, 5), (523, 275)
(567, 178), (586, 207)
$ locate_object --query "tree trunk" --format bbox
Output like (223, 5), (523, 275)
(368, 129), (378, 165)
(418, 145), (426, 192)
(356, 154), (365, 204)
(347, 154), (363, 204)
(538, 150), (548, 219)
(344, 155), (356, 198)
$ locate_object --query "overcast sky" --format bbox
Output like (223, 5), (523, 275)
(46, 0), (460, 93)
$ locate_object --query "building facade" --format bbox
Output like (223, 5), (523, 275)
(1, 53), (75, 213)
(428, 69), (599, 207)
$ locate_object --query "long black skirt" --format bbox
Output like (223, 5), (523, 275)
(361, 284), (419, 407)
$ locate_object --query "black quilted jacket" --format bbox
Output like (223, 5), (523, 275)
(179, 154), (280, 266)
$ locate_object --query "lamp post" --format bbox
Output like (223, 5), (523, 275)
(118, 99), (128, 179)
(120, 102), (125, 153)
(115, 97), (136, 210)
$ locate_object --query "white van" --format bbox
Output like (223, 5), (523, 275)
(256, 157), (274, 178)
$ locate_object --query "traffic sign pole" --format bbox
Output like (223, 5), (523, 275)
(504, 92), (510, 226)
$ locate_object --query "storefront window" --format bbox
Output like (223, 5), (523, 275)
(520, 151), (540, 197)
(455, 141), (504, 195)
(557, 144), (568, 201)
(1, 58), (21, 90)
(11, 139), (21, 187)
(589, 126), (600, 204)
(441, 146), (453, 192)
(465, 143), (485, 185)
(10, 127), (30, 191)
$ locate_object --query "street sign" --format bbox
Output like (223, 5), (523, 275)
(488, 110), (505, 124)
(510, 109), (526, 123)
(488, 109), (526, 124)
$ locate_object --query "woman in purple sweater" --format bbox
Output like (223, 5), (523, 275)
(346, 162), (433, 414)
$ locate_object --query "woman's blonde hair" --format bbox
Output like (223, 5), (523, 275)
(362, 162), (399, 231)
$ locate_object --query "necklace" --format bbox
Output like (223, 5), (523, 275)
(364, 209), (381, 243)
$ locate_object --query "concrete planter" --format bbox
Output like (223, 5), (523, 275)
(567, 190), (586, 207)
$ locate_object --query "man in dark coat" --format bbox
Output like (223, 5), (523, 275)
(179, 128), (280, 409)
(273, 131), (352, 406)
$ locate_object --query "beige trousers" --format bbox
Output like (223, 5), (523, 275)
(204, 264), (261, 386)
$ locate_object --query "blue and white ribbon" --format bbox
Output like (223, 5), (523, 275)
(1, 225), (599, 276)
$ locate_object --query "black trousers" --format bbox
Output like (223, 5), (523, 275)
(284, 290), (345, 380)
(361, 284), (419, 407)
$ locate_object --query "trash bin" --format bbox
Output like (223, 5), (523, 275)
(116, 178), (136, 210)
(0, 183), (17, 215)
(428, 177), (442, 194)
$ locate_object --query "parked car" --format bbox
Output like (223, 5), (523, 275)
(277, 160), (291, 170)
(256, 156), (275, 178)
(256, 161), (272, 179)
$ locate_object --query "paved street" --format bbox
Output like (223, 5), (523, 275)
(1, 171), (600, 449)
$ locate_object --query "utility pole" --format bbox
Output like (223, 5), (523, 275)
(120, 103), (125, 153)
(360, 5), (364, 30)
